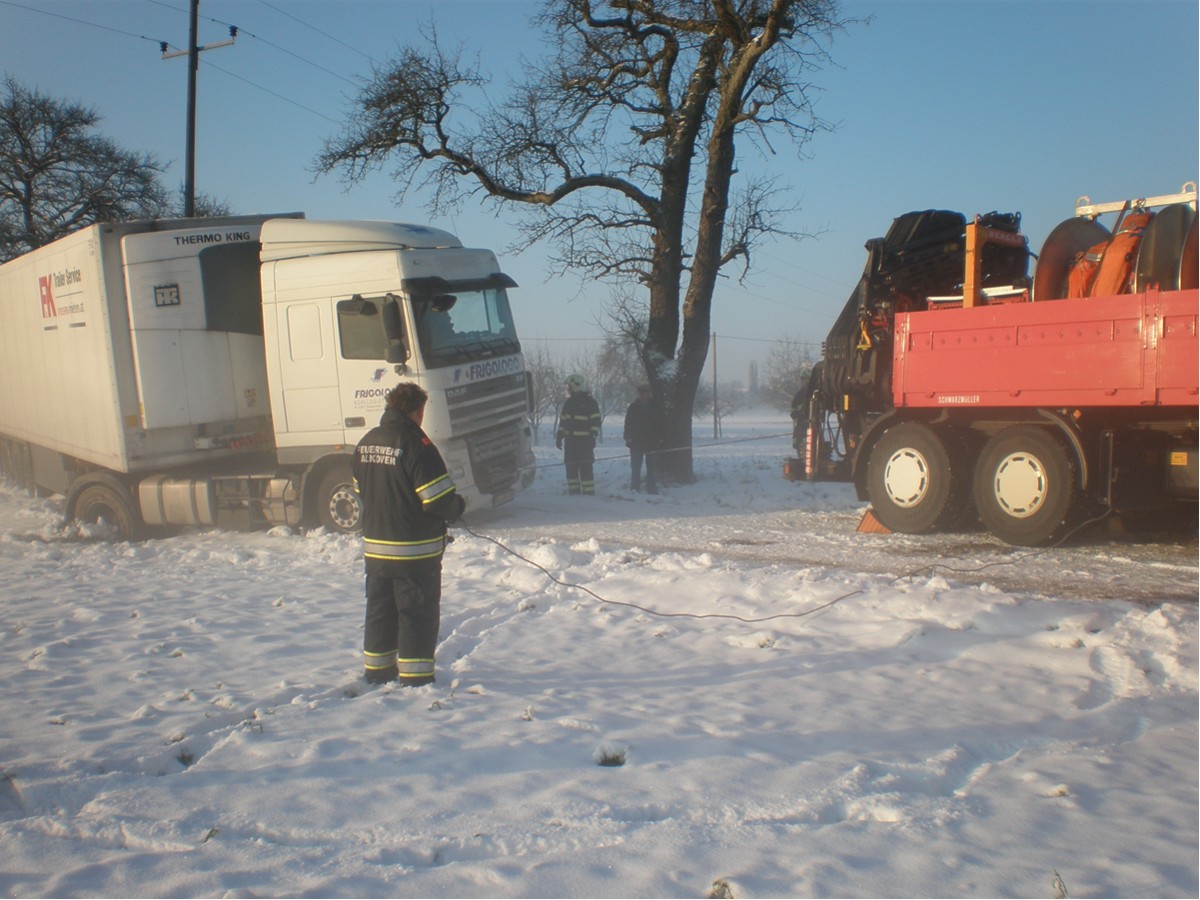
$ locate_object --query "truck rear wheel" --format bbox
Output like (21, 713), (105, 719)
(316, 464), (362, 534)
(973, 426), (1079, 546)
(67, 475), (142, 541)
(866, 422), (966, 534)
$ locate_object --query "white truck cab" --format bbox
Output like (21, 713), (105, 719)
(258, 219), (535, 529)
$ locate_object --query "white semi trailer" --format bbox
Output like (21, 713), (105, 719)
(0, 214), (535, 538)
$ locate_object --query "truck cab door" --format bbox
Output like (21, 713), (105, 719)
(270, 298), (343, 445)
(333, 294), (417, 441)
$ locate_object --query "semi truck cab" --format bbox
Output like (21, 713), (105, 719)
(258, 219), (535, 527)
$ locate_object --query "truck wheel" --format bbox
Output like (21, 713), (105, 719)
(68, 476), (142, 541)
(974, 426), (1079, 546)
(866, 422), (965, 534)
(316, 465), (362, 534)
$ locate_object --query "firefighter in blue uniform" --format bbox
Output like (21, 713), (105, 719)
(555, 374), (602, 495)
(353, 383), (465, 685)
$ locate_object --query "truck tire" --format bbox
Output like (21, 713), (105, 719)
(866, 422), (966, 534)
(316, 464), (362, 534)
(973, 425), (1079, 546)
(67, 475), (142, 541)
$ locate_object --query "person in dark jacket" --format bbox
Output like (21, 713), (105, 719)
(352, 383), (465, 686)
(623, 383), (661, 493)
(555, 373), (601, 495)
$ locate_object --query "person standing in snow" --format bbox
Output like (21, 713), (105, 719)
(555, 374), (601, 495)
(352, 383), (465, 686)
(623, 383), (661, 493)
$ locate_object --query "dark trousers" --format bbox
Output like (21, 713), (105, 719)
(563, 438), (595, 495)
(630, 447), (657, 492)
(363, 565), (441, 684)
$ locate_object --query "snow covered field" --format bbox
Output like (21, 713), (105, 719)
(0, 414), (1195, 898)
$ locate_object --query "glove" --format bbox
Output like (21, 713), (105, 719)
(556, 436), (563, 450)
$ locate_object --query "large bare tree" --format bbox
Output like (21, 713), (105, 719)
(0, 78), (171, 262)
(319, 0), (848, 482)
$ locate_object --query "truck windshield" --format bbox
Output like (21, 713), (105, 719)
(412, 287), (521, 368)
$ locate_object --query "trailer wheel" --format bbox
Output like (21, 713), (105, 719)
(316, 464), (362, 534)
(866, 422), (964, 534)
(974, 426), (1078, 546)
(67, 475), (142, 541)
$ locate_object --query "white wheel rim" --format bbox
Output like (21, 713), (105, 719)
(329, 486), (361, 530)
(992, 452), (1047, 518)
(883, 448), (929, 508)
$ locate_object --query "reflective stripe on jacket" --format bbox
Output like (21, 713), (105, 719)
(352, 407), (464, 570)
(557, 391), (601, 441)
(363, 535), (446, 562)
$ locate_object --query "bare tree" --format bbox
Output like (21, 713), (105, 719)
(318, 0), (849, 482)
(524, 342), (566, 443)
(694, 378), (749, 437)
(763, 336), (816, 410)
(0, 78), (171, 261)
(180, 189), (235, 218)
(595, 337), (644, 420)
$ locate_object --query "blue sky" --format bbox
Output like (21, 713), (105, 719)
(2, 0), (1197, 384)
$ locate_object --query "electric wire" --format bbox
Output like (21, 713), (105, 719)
(153, 0), (365, 87)
(453, 445), (1121, 627)
(0, 0), (168, 45)
(456, 520), (863, 624)
(256, 0), (376, 63)
(198, 59), (343, 124)
(521, 429), (795, 475)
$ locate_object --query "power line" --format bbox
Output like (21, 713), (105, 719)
(757, 247), (857, 290)
(4, 0), (357, 128)
(152, 0), (364, 87)
(256, 0), (377, 63)
(146, 0), (363, 106)
(718, 334), (822, 346)
(200, 58), (343, 125)
(0, 0), (168, 45)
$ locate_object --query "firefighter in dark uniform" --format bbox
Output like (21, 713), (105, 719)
(555, 373), (601, 495)
(353, 382), (465, 685)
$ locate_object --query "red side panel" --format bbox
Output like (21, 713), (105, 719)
(1157, 290), (1200, 406)
(893, 289), (1198, 409)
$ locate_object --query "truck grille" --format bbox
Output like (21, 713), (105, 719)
(468, 423), (521, 494)
(444, 373), (527, 495)
(445, 373), (528, 435)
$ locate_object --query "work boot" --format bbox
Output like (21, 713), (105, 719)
(365, 665), (398, 684)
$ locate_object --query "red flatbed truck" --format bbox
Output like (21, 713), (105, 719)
(789, 186), (1198, 546)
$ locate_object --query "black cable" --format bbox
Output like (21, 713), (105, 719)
(898, 509), (1117, 582)
(524, 429), (793, 474)
(1, 0), (168, 45)
(453, 506), (1119, 626)
(455, 521), (863, 623)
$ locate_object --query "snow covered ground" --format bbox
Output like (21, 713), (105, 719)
(0, 413), (1196, 899)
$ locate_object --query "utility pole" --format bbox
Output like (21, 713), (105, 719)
(161, 0), (236, 217)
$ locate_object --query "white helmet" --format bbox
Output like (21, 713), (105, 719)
(565, 373), (586, 391)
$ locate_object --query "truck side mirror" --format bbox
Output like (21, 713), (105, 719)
(382, 294), (409, 364)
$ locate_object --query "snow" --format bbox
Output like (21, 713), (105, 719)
(0, 413), (1196, 899)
